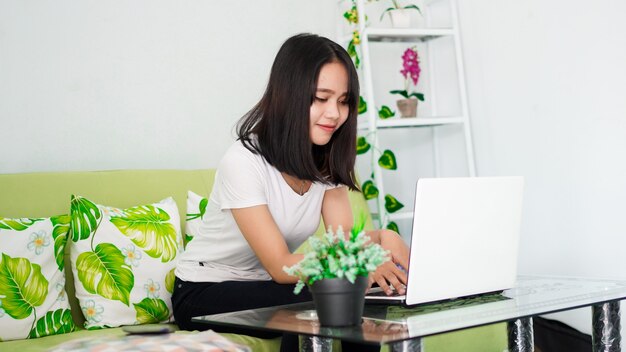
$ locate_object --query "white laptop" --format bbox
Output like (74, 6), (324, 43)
(365, 176), (524, 306)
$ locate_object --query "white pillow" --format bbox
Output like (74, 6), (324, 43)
(68, 196), (182, 329)
(185, 191), (208, 246)
(0, 215), (76, 341)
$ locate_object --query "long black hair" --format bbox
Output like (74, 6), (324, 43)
(237, 33), (359, 190)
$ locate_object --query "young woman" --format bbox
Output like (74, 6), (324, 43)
(172, 33), (409, 351)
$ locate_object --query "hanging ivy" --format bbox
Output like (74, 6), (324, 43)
(386, 221), (399, 233)
(384, 194), (404, 213)
(356, 136), (371, 155)
(358, 96), (367, 114)
(378, 105), (396, 119)
(343, 3), (361, 68)
(343, 2), (404, 235)
(378, 150), (398, 170)
(361, 180), (379, 200)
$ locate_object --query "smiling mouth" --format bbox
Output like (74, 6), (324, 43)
(318, 124), (336, 132)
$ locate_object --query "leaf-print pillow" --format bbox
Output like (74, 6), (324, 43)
(184, 191), (209, 247)
(0, 216), (76, 341)
(68, 196), (183, 329)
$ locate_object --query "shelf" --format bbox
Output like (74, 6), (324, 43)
(358, 116), (464, 130)
(365, 28), (454, 42)
(372, 211), (414, 221)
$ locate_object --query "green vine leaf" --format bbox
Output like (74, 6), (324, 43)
(0, 217), (44, 231)
(356, 136), (371, 155)
(76, 243), (134, 306)
(133, 298), (170, 324)
(347, 39), (360, 69)
(386, 221), (400, 234)
(358, 96), (367, 114)
(378, 105), (395, 119)
(384, 194), (404, 213)
(50, 214), (70, 271)
(110, 205), (178, 263)
(70, 195), (101, 242)
(165, 268), (175, 294)
(343, 5), (358, 24)
(378, 150), (398, 170)
(362, 180), (379, 200)
(28, 309), (76, 338)
(0, 253), (48, 319)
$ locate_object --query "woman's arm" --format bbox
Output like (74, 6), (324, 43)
(231, 205), (304, 283)
(321, 187), (410, 295)
(320, 186), (353, 234)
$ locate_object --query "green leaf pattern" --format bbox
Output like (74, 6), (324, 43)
(186, 197), (208, 221)
(76, 243), (134, 306)
(50, 214), (70, 272)
(0, 254), (48, 319)
(110, 205), (178, 263)
(70, 195), (101, 242)
(0, 218), (44, 231)
(165, 268), (175, 294)
(133, 298), (170, 324)
(28, 309), (75, 338)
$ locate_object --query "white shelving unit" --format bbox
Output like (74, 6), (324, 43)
(352, 0), (476, 228)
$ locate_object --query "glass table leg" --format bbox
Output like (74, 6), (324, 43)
(507, 317), (534, 352)
(389, 338), (423, 352)
(299, 335), (333, 352)
(592, 301), (621, 352)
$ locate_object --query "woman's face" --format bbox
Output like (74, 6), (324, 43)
(309, 61), (350, 146)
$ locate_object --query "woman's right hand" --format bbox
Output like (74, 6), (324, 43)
(366, 229), (409, 295)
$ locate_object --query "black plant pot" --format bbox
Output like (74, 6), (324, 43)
(310, 276), (368, 327)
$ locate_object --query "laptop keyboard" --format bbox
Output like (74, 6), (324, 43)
(367, 287), (404, 297)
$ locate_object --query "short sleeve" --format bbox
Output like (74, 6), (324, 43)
(216, 142), (268, 210)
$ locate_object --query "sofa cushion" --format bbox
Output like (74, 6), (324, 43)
(69, 196), (183, 329)
(184, 191), (207, 246)
(0, 216), (76, 341)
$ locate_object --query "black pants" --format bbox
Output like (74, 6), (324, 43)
(172, 277), (379, 352)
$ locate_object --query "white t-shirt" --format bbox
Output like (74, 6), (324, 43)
(176, 139), (339, 282)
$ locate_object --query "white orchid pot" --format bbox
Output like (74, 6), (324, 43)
(389, 9), (412, 28)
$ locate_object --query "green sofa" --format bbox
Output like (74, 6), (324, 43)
(0, 169), (507, 351)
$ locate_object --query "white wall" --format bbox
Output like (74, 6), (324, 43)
(352, 0), (626, 341)
(0, 0), (337, 173)
(2, 0), (626, 343)
(457, 0), (626, 339)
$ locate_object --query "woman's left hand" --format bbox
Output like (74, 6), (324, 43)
(367, 229), (410, 295)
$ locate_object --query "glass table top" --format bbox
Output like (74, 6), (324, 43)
(192, 275), (626, 345)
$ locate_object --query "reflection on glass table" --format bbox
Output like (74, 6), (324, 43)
(193, 276), (626, 352)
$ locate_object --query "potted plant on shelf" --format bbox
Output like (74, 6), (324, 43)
(379, 0), (422, 28)
(390, 46), (424, 118)
(283, 218), (389, 327)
